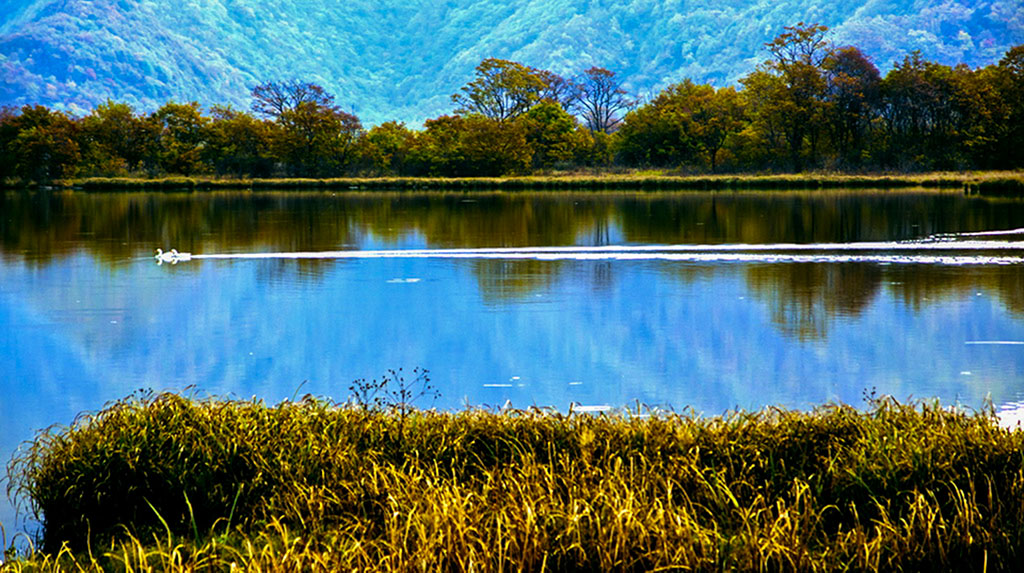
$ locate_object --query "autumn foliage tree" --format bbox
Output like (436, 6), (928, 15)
(689, 86), (747, 172)
(407, 114), (532, 177)
(743, 22), (832, 170)
(407, 115), (463, 176)
(1, 105), (80, 183)
(876, 52), (970, 169)
(535, 69), (578, 110)
(245, 80), (363, 176)
(518, 101), (589, 169)
(0, 106), (18, 181)
(78, 101), (160, 175)
(616, 86), (700, 167)
(822, 47), (881, 168)
(988, 45), (1024, 168)
(276, 101), (362, 177)
(202, 106), (275, 177)
(355, 121), (417, 176)
(459, 114), (532, 175)
(2, 35), (1024, 182)
(151, 101), (208, 175)
(452, 59), (549, 122)
(616, 80), (745, 171)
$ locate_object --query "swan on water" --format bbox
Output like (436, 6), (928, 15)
(155, 248), (192, 264)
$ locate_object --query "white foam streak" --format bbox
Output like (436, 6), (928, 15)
(956, 227), (1024, 237)
(998, 401), (1024, 430)
(172, 240), (1024, 266)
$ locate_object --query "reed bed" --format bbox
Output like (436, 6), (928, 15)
(59, 171), (1024, 194)
(5, 394), (1024, 571)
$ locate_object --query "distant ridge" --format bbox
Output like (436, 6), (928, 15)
(1, 0), (1021, 125)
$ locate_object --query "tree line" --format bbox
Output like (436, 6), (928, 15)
(2, 23), (1022, 184)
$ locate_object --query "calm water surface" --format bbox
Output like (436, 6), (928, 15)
(3, 189), (1024, 532)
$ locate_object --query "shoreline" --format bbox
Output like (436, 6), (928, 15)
(4, 171), (1024, 194)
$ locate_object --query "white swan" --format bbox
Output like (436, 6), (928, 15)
(155, 248), (192, 264)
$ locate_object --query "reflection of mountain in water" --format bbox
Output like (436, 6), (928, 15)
(3, 190), (1024, 337)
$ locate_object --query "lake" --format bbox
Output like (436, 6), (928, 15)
(3, 188), (1024, 534)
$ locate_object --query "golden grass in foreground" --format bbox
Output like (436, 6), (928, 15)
(4, 394), (1024, 571)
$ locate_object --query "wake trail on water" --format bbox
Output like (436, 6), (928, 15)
(953, 227), (1024, 237)
(155, 236), (1024, 266)
(150, 226), (1024, 266)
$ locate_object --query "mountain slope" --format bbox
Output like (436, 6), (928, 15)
(1, 0), (1021, 125)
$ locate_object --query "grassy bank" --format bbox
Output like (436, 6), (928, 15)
(8, 171), (1023, 194)
(4, 394), (1024, 571)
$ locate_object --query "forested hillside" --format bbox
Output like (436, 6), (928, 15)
(1, 0), (1021, 125)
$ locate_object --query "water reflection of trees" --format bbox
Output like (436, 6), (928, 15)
(3, 190), (1024, 327)
(1, 190), (618, 289)
(1, 191), (363, 266)
(883, 266), (1024, 318)
(745, 263), (883, 341)
(367, 193), (613, 248)
(616, 192), (1024, 244)
(0, 191), (617, 258)
(8, 190), (1024, 257)
(465, 259), (619, 303)
(742, 263), (1024, 341)
(472, 259), (565, 303)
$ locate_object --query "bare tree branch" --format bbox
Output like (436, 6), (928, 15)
(574, 67), (634, 133)
(251, 80), (336, 119)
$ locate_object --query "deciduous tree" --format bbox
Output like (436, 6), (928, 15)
(950, 64), (1008, 169)
(276, 101), (362, 177)
(823, 46), (881, 168)
(518, 102), (587, 169)
(691, 86), (747, 172)
(407, 115), (464, 176)
(0, 106), (22, 181)
(251, 80), (336, 120)
(743, 23), (832, 171)
(535, 69), (578, 109)
(460, 114), (532, 175)
(452, 59), (548, 122)
(151, 101), (208, 175)
(877, 52), (966, 169)
(355, 121), (417, 176)
(616, 86), (699, 167)
(409, 114), (531, 176)
(616, 80), (745, 171)
(202, 106), (275, 177)
(991, 45), (1024, 167)
(574, 67), (634, 133)
(3, 105), (81, 183)
(79, 101), (160, 175)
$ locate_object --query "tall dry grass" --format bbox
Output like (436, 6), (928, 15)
(5, 393), (1024, 571)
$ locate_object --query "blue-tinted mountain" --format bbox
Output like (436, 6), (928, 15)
(1, 0), (1021, 125)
